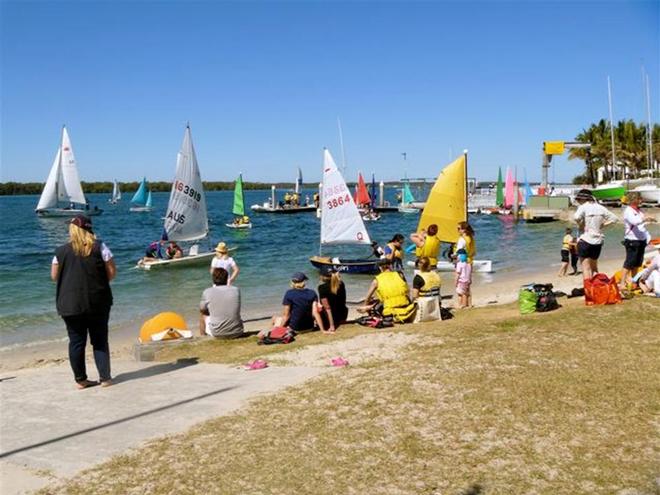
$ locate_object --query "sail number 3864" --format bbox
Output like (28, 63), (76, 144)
(326, 194), (351, 210)
(175, 180), (202, 202)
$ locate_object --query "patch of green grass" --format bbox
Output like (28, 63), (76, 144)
(42, 298), (660, 495)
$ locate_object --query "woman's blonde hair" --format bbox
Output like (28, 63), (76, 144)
(321, 271), (342, 295)
(290, 281), (306, 289)
(69, 223), (96, 257)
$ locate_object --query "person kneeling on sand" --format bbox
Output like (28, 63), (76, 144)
(199, 268), (244, 339)
(361, 259), (416, 323)
(269, 272), (325, 334)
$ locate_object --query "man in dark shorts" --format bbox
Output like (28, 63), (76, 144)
(573, 189), (618, 280)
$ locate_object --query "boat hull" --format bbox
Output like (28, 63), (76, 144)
(136, 251), (216, 270)
(398, 206), (419, 214)
(405, 259), (493, 273)
(251, 205), (317, 214)
(309, 256), (380, 275)
(633, 185), (660, 203)
(226, 223), (252, 229)
(130, 206), (153, 212)
(36, 208), (103, 217)
(592, 185), (626, 201)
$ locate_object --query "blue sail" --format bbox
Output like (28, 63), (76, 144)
(523, 171), (533, 205)
(131, 177), (149, 205)
(145, 190), (153, 208)
(403, 183), (415, 204)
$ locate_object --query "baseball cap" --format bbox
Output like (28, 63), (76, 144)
(70, 214), (93, 233)
(291, 272), (308, 283)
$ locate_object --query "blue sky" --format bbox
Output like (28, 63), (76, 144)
(1, 0), (658, 184)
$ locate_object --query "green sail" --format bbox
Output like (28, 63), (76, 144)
(495, 166), (504, 207)
(232, 174), (245, 216)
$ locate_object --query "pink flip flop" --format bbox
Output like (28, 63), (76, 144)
(331, 357), (349, 367)
(245, 359), (268, 370)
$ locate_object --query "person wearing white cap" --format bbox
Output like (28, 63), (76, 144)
(573, 189), (619, 280)
(210, 242), (240, 284)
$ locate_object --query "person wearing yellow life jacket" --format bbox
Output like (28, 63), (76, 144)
(363, 259), (416, 323)
(412, 257), (442, 299)
(384, 233), (405, 272)
(410, 224), (441, 267)
(453, 221), (476, 263)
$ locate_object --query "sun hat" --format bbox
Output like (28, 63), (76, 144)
(70, 214), (93, 233)
(291, 272), (308, 283)
(214, 242), (228, 254)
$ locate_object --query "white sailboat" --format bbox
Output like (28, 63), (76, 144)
(136, 124), (216, 270)
(310, 149), (378, 274)
(108, 180), (121, 204)
(130, 177), (153, 212)
(36, 126), (102, 217)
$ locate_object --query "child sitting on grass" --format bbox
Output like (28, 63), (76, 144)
(455, 249), (472, 308)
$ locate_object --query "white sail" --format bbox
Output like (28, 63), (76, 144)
(36, 148), (62, 210)
(163, 125), (209, 242)
(59, 127), (86, 205)
(321, 149), (370, 245)
(112, 180), (121, 201)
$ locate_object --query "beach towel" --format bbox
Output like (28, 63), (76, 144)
(584, 273), (622, 306)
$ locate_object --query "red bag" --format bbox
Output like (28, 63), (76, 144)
(584, 273), (622, 306)
(258, 326), (295, 345)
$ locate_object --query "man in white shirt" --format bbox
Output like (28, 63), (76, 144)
(620, 191), (657, 288)
(573, 189), (619, 280)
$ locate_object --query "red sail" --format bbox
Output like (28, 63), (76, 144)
(355, 173), (371, 207)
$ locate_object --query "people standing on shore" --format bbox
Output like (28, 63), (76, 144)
(51, 215), (115, 389)
(210, 242), (240, 284)
(558, 227), (578, 277)
(317, 267), (348, 334)
(620, 192), (656, 288)
(199, 267), (244, 338)
(271, 272), (325, 333)
(453, 222), (476, 264)
(410, 224), (441, 268)
(384, 233), (405, 272)
(573, 189), (619, 280)
(454, 249), (472, 308)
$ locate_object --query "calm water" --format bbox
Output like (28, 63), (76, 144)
(0, 190), (636, 349)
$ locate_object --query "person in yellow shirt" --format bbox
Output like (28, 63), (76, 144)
(558, 227), (578, 276)
(410, 224), (441, 268)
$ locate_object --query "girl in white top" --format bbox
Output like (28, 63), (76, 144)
(210, 242), (240, 284)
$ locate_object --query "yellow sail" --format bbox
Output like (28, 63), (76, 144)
(417, 154), (467, 243)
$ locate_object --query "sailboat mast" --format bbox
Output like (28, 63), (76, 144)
(337, 117), (347, 176)
(56, 125), (64, 203)
(607, 76), (617, 180)
(644, 71), (654, 172)
(463, 150), (468, 221)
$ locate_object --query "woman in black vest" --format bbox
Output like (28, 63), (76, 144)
(51, 215), (116, 389)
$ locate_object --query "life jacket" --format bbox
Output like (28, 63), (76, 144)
(419, 235), (441, 265)
(376, 271), (416, 322)
(417, 271), (441, 297)
(453, 235), (476, 263)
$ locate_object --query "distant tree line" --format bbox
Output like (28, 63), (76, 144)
(0, 181), (312, 196)
(569, 119), (659, 184)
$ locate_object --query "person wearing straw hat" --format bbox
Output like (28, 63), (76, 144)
(210, 241), (240, 284)
(51, 215), (116, 389)
(573, 189), (619, 280)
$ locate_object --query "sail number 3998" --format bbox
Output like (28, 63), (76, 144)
(326, 194), (351, 210)
(175, 180), (202, 202)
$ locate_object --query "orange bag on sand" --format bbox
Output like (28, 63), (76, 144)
(584, 273), (622, 306)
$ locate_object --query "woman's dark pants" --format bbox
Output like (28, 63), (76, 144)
(62, 312), (111, 383)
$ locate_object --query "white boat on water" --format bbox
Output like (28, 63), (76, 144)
(405, 259), (493, 273)
(136, 124), (216, 270)
(108, 180), (121, 204)
(633, 184), (660, 203)
(35, 126), (102, 217)
(130, 178), (153, 212)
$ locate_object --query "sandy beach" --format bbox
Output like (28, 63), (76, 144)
(0, 252), (626, 374)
